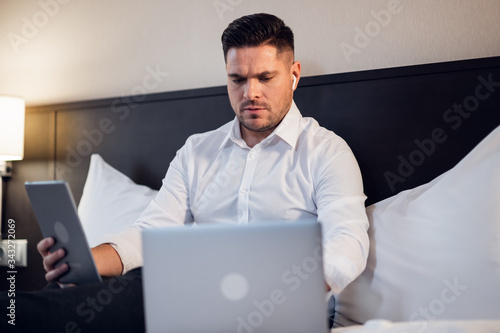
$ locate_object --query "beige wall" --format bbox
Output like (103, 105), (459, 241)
(1, 0), (499, 106)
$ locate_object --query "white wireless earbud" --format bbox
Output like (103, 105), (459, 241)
(292, 75), (297, 90)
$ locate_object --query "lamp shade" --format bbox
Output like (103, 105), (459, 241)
(0, 96), (25, 161)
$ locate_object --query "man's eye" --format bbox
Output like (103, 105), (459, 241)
(259, 77), (271, 82)
(232, 78), (245, 83)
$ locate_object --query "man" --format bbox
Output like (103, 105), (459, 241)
(4, 13), (369, 332)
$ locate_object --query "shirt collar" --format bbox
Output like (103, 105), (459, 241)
(273, 101), (301, 149)
(219, 100), (302, 150)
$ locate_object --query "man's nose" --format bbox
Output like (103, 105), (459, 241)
(244, 79), (261, 100)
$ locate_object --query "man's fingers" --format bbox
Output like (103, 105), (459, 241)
(37, 237), (54, 256)
(43, 248), (65, 271)
(43, 249), (68, 283)
(45, 263), (68, 283)
(37, 237), (69, 283)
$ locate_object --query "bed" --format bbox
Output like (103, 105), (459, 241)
(17, 55), (500, 331)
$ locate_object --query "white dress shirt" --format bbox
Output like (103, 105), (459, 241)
(106, 101), (369, 294)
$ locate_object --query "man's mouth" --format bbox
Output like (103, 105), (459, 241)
(244, 107), (264, 112)
(242, 105), (267, 113)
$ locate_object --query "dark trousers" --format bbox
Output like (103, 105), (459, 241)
(1, 268), (144, 333)
(2, 267), (335, 332)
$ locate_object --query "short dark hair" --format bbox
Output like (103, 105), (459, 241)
(221, 13), (294, 62)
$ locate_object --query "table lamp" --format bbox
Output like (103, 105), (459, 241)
(0, 95), (25, 237)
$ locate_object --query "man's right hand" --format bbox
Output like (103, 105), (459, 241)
(37, 237), (124, 285)
(36, 237), (69, 283)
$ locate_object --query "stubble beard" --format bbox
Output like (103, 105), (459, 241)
(235, 93), (293, 134)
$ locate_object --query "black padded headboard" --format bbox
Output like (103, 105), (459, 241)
(54, 56), (500, 206)
(6, 56), (500, 292)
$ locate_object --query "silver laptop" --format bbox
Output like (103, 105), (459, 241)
(142, 221), (329, 333)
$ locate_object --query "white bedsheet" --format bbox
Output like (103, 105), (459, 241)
(332, 319), (500, 333)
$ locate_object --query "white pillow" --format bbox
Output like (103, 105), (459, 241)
(78, 154), (158, 247)
(335, 125), (500, 326)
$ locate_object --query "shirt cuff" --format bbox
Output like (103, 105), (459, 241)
(97, 229), (143, 275)
(324, 254), (360, 294)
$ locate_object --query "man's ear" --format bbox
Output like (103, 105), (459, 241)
(291, 61), (301, 91)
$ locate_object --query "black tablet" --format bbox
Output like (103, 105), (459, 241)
(25, 180), (102, 285)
